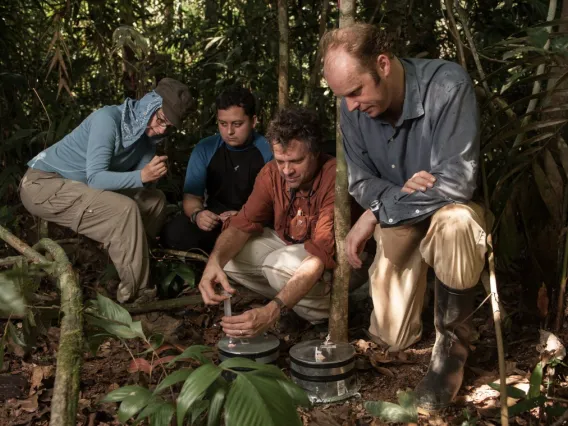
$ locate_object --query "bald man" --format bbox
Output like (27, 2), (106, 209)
(321, 23), (487, 411)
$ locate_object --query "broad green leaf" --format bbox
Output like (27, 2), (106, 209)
(276, 379), (311, 407)
(153, 368), (193, 394)
(96, 293), (133, 325)
(102, 385), (150, 403)
(533, 162), (562, 223)
(528, 28), (550, 48)
(174, 264), (195, 287)
(190, 400), (210, 424)
(129, 321), (146, 339)
(224, 374), (302, 426)
(365, 400), (418, 423)
(528, 362), (544, 398)
(150, 403), (175, 426)
(0, 272), (26, 316)
(207, 383), (228, 426)
(397, 390), (417, 410)
(160, 271), (177, 295)
(134, 398), (166, 423)
(7, 322), (26, 348)
(221, 357), (286, 378)
(176, 363), (222, 426)
(118, 388), (153, 422)
(508, 395), (546, 416)
(488, 382), (527, 399)
(168, 345), (212, 366)
(85, 332), (111, 356)
(85, 314), (138, 339)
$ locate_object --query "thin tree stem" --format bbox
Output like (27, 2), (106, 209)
(481, 162), (509, 426)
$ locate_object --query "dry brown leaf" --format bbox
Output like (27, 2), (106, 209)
(537, 283), (549, 318)
(28, 366), (51, 396)
(18, 394), (39, 413)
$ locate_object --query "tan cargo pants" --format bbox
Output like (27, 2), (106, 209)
(368, 202), (488, 351)
(223, 228), (332, 322)
(19, 168), (167, 302)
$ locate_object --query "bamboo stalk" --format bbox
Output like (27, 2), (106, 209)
(481, 163), (509, 425)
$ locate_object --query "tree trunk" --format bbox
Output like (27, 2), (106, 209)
(277, 0), (289, 109)
(301, 0), (329, 106)
(329, 0), (355, 344)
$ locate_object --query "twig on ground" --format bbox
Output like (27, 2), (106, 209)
(124, 294), (203, 314)
(154, 248), (209, 263)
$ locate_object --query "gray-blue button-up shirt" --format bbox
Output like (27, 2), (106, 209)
(340, 58), (480, 227)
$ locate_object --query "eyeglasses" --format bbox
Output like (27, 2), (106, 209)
(155, 111), (173, 129)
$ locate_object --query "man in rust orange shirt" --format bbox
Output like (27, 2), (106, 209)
(198, 107), (336, 338)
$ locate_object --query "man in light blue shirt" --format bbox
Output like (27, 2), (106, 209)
(322, 23), (488, 411)
(20, 78), (194, 303)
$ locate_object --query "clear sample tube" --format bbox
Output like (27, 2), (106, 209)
(223, 291), (232, 317)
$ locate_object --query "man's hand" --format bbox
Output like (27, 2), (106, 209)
(198, 261), (236, 304)
(220, 304), (279, 338)
(401, 171), (436, 194)
(196, 210), (221, 231)
(346, 209), (377, 269)
(141, 155), (168, 183)
(219, 210), (238, 222)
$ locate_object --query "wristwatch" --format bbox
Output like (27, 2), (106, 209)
(370, 200), (381, 221)
(190, 209), (203, 224)
(272, 297), (289, 316)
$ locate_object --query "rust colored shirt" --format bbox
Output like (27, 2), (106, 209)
(227, 154), (336, 269)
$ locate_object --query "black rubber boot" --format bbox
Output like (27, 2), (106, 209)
(415, 279), (477, 411)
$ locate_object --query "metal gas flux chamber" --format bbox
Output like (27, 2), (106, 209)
(289, 335), (360, 403)
(216, 291), (280, 364)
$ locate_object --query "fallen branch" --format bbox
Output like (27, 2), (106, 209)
(154, 248), (209, 263)
(124, 294), (203, 314)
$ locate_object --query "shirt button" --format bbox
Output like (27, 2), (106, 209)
(415, 209), (420, 214)
(388, 218), (393, 223)
(391, 164), (396, 169)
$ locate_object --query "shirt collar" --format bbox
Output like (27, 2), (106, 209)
(376, 58), (424, 127)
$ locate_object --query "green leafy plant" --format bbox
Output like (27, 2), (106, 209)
(88, 293), (310, 426)
(489, 359), (567, 418)
(364, 389), (418, 424)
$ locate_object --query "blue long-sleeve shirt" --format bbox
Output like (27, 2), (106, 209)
(28, 92), (163, 190)
(341, 58), (480, 227)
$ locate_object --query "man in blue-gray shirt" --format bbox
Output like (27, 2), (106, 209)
(160, 87), (272, 253)
(20, 78), (194, 303)
(321, 23), (488, 411)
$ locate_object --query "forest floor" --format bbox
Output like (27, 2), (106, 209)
(1, 214), (567, 426)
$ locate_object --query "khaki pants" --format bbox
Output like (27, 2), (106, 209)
(224, 228), (331, 322)
(19, 168), (166, 302)
(368, 202), (487, 351)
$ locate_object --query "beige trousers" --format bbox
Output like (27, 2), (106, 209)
(19, 168), (167, 302)
(368, 202), (487, 351)
(224, 228), (331, 322)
